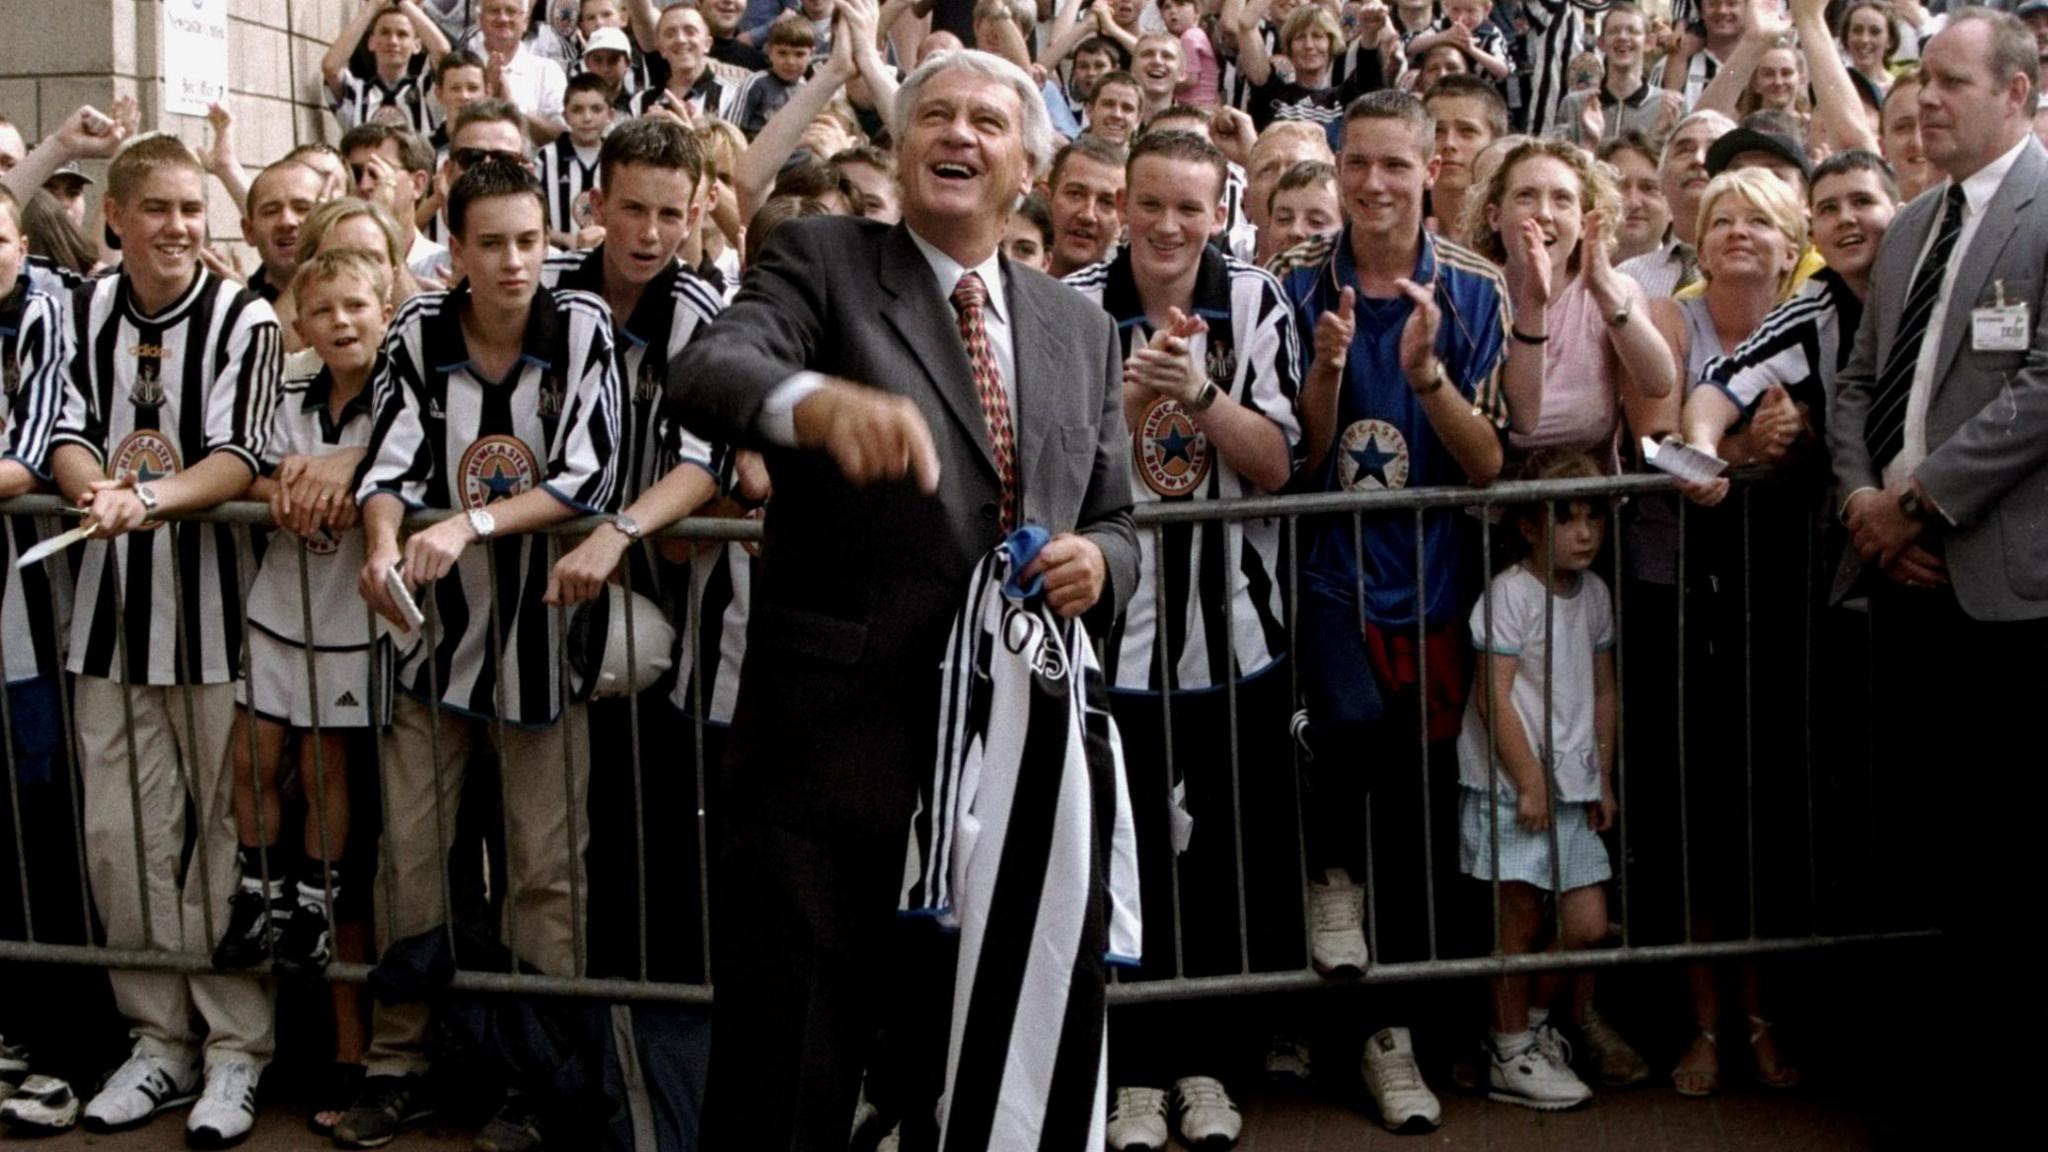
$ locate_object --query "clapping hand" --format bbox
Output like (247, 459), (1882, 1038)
(1312, 286), (1357, 376)
(1122, 309), (1209, 405)
(1395, 277), (1444, 393)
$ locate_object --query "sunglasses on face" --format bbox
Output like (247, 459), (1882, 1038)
(452, 147), (526, 170)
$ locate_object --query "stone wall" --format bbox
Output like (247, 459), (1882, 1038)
(0, 0), (366, 263)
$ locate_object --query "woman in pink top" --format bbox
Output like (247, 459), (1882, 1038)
(1162, 0), (1221, 105)
(1463, 138), (1676, 469)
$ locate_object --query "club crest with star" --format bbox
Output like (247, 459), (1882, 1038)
(110, 430), (182, 532)
(1337, 418), (1409, 491)
(1135, 396), (1212, 498)
(460, 434), (540, 510)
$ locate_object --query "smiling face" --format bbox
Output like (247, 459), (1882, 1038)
(1751, 47), (1802, 111)
(1339, 115), (1436, 243)
(1265, 176), (1342, 259)
(1881, 79), (1935, 199)
(658, 6), (710, 76)
(1610, 146), (1670, 258)
(440, 65), (489, 117)
(1049, 153), (1125, 273)
(1845, 7), (1891, 71)
(1087, 80), (1142, 143)
(450, 192), (547, 313)
(1133, 37), (1184, 103)
(296, 272), (390, 376)
(106, 165), (209, 302)
(581, 0), (624, 36)
(1247, 133), (1330, 230)
(1809, 166), (1895, 281)
(1702, 0), (1748, 43)
(1599, 8), (1645, 68)
(898, 67), (1034, 248)
(370, 10), (420, 75)
(593, 162), (700, 289)
(1289, 28), (1333, 77)
(1699, 189), (1797, 287)
(769, 42), (814, 83)
(480, 0), (530, 53)
(1488, 154), (1584, 277)
(1123, 154), (1225, 288)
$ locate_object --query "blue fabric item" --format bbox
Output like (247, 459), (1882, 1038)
(1001, 522), (1051, 600)
(6, 677), (60, 787)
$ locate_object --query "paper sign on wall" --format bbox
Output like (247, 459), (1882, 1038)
(163, 0), (230, 117)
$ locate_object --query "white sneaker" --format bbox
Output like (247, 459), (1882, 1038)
(1361, 1027), (1442, 1133)
(1308, 868), (1369, 976)
(186, 1060), (260, 1149)
(81, 1045), (199, 1133)
(0, 1035), (28, 1102)
(1488, 1032), (1592, 1111)
(1106, 1085), (1169, 1151)
(1171, 1076), (1242, 1149)
(1264, 1034), (1312, 1082)
(0, 1074), (81, 1133)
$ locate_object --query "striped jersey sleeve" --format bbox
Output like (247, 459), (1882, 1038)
(356, 292), (441, 510)
(3, 288), (69, 479)
(204, 295), (284, 473)
(1700, 275), (1842, 420)
(540, 290), (624, 513)
(1432, 237), (1513, 430)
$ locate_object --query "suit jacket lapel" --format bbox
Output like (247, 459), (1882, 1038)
(1008, 260), (1063, 521)
(1932, 140), (2046, 391)
(877, 225), (999, 480)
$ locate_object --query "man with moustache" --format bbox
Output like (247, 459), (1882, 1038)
(1618, 108), (1736, 298)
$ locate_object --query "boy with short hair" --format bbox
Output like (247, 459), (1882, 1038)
(48, 133), (281, 1148)
(1405, 0), (1513, 86)
(323, 0), (454, 136)
(1085, 71), (1145, 145)
(415, 48), (493, 242)
(737, 14), (818, 140)
(210, 250), (393, 986)
(340, 157), (620, 1151)
(537, 72), (613, 248)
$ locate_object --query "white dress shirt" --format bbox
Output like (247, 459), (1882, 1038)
(760, 227), (1017, 446)
(489, 41), (568, 124)
(1886, 135), (2029, 489)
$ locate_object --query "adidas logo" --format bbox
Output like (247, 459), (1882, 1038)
(335, 690), (360, 708)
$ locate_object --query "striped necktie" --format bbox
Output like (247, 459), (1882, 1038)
(1865, 183), (1968, 472)
(951, 272), (1017, 532)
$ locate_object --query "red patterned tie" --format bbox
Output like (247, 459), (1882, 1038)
(950, 272), (1017, 532)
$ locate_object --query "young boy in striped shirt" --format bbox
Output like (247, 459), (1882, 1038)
(48, 133), (281, 1147)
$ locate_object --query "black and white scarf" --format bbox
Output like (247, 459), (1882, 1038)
(900, 531), (1142, 1151)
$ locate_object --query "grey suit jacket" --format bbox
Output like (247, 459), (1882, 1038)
(667, 217), (1140, 836)
(1828, 137), (2048, 621)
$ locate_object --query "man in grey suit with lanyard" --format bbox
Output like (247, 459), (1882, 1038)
(668, 48), (1139, 1151)
(1827, 7), (2048, 1136)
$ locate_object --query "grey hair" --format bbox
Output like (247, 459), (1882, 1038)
(1659, 109), (1737, 172)
(892, 49), (1055, 179)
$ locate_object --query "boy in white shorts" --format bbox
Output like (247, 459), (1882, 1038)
(212, 250), (393, 982)
(1457, 449), (1639, 1112)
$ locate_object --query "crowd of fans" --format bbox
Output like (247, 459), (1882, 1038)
(0, 0), (2029, 1148)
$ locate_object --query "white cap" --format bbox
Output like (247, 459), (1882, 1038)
(583, 27), (633, 56)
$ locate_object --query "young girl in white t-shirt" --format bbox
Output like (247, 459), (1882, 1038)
(1456, 448), (1643, 1110)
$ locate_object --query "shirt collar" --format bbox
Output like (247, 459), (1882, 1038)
(1951, 135), (2030, 218)
(300, 360), (377, 427)
(422, 281), (563, 379)
(1101, 244), (1233, 328)
(1599, 80), (1652, 110)
(906, 226), (1008, 326)
(563, 246), (681, 348)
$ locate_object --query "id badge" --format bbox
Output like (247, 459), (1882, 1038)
(1973, 279), (2029, 352)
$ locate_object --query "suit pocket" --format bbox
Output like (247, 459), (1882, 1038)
(754, 604), (868, 666)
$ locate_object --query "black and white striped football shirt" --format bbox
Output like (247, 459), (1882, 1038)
(332, 66), (439, 136)
(626, 67), (747, 125)
(52, 270), (281, 685)
(666, 445), (750, 727)
(1518, 0), (1606, 134)
(535, 134), (603, 239)
(1065, 248), (1303, 692)
(0, 277), (72, 683)
(1700, 266), (1860, 442)
(355, 284), (623, 725)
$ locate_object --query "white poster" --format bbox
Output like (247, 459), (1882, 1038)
(162, 0), (230, 117)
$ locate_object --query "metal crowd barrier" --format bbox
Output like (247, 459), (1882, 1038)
(0, 473), (1938, 1010)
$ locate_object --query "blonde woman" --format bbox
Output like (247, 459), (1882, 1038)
(1632, 167), (1809, 1099)
(1462, 138), (1675, 468)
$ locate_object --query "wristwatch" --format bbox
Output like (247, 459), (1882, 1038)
(467, 507), (497, 540)
(1186, 379), (1220, 413)
(609, 512), (642, 540)
(1413, 359), (1449, 396)
(134, 484), (160, 517)
(1898, 484), (1933, 523)
(1608, 301), (1634, 328)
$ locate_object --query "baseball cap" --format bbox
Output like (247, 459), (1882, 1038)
(583, 27), (632, 56)
(1706, 125), (1812, 183)
(44, 161), (94, 188)
(2018, 0), (2048, 17)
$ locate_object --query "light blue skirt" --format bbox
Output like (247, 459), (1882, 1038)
(1459, 787), (1613, 893)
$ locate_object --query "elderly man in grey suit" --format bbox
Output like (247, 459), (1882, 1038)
(667, 47), (1139, 1151)
(1827, 6), (2048, 1133)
